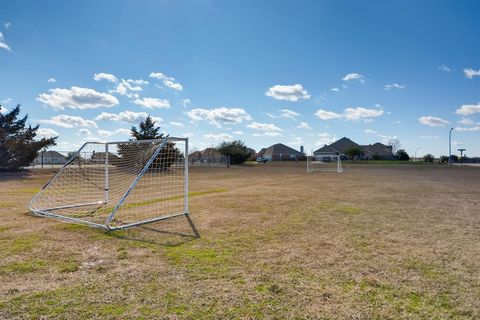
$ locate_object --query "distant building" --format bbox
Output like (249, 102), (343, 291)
(314, 137), (394, 160)
(258, 143), (305, 161)
(33, 151), (68, 165)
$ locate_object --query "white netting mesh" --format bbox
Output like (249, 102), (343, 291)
(306, 155), (343, 173)
(29, 138), (187, 229)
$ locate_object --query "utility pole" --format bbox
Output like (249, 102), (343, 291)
(415, 147), (422, 162)
(448, 127), (454, 165)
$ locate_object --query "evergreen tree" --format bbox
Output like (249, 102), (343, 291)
(217, 140), (250, 165)
(0, 105), (56, 171)
(117, 116), (179, 170)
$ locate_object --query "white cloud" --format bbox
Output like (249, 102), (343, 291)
(438, 64), (451, 72)
(418, 116), (449, 127)
(163, 80), (183, 91)
(455, 126), (480, 132)
(342, 73), (365, 82)
(149, 72), (183, 91)
(247, 122), (282, 136)
(94, 73), (118, 83)
(95, 110), (149, 123)
(464, 68), (480, 79)
(288, 136), (303, 147)
(36, 128), (58, 139)
(37, 86), (119, 110)
(181, 99), (191, 108)
(316, 133), (337, 146)
(1, 97), (12, 104)
(458, 118), (475, 126)
(420, 135), (439, 139)
(126, 79), (148, 85)
(169, 121), (184, 127)
(314, 109), (343, 120)
(78, 128), (92, 136)
(364, 129), (378, 134)
(455, 103), (480, 116)
(384, 83), (405, 90)
(4, 22), (11, 29)
(232, 130), (243, 135)
(279, 109), (300, 119)
(149, 72), (173, 81)
(344, 107), (384, 122)
(0, 105), (8, 113)
(187, 107), (251, 127)
(47, 78), (56, 83)
(109, 79), (143, 98)
(265, 84), (310, 102)
(0, 31), (12, 52)
(133, 97), (170, 109)
(297, 122), (311, 129)
(203, 133), (234, 142)
(330, 88), (340, 92)
(40, 115), (97, 128)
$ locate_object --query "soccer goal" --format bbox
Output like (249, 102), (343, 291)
(29, 137), (190, 230)
(306, 155), (343, 173)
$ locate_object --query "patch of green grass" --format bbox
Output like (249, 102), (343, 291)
(4, 188), (40, 195)
(0, 226), (11, 233)
(57, 260), (80, 273)
(255, 283), (282, 294)
(405, 258), (443, 279)
(98, 303), (129, 317)
(10, 234), (41, 254)
(0, 201), (16, 208)
(0, 258), (46, 274)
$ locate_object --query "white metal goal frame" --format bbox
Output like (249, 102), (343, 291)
(306, 155), (343, 173)
(28, 137), (190, 230)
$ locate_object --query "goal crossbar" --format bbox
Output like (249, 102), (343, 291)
(28, 137), (190, 230)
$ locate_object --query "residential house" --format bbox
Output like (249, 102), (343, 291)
(259, 143), (305, 161)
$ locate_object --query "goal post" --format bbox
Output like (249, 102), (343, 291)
(28, 137), (190, 230)
(307, 155), (343, 173)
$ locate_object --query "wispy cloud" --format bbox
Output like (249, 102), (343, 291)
(455, 103), (480, 115)
(0, 31), (12, 52)
(418, 116), (449, 127)
(438, 64), (451, 72)
(133, 97), (170, 109)
(297, 122), (311, 129)
(95, 110), (150, 123)
(247, 122), (282, 136)
(384, 83), (405, 90)
(315, 107), (383, 122)
(40, 115), (97, 128)
(187, 107), (251, 128)
(342, 73), (365, 83)
(149, 72), (183, 91)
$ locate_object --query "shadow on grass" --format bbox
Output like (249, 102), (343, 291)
(108, 214), (200, 247)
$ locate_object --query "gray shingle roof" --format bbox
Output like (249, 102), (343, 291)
(360, 143), (393, 156)
(263, 143), (303, 156)
(314, 137), (360, 155)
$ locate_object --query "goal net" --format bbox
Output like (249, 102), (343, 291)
(29, 137), (189, 230)
(307, 155), (343, 173)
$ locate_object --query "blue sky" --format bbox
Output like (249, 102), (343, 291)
(1, 0), (479, 157)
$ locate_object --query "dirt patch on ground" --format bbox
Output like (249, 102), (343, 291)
(1, 163), (479, 318)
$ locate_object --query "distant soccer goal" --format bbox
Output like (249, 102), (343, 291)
(306, 155), (343, 173)
(29, 137), (190, 230)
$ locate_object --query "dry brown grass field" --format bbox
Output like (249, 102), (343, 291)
(1, 163), (479, 319)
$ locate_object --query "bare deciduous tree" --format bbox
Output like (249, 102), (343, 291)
(389, 138), (402, 154)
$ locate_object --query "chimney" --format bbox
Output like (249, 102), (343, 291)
(300, 145), (304, 154)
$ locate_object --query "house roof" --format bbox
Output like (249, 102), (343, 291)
(314, 137), (360, 154)
(190, 148), (221, 158)
(263, 143), (303, 156)
(360, 143), (393, 156)
(38, 151), (66, 159)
